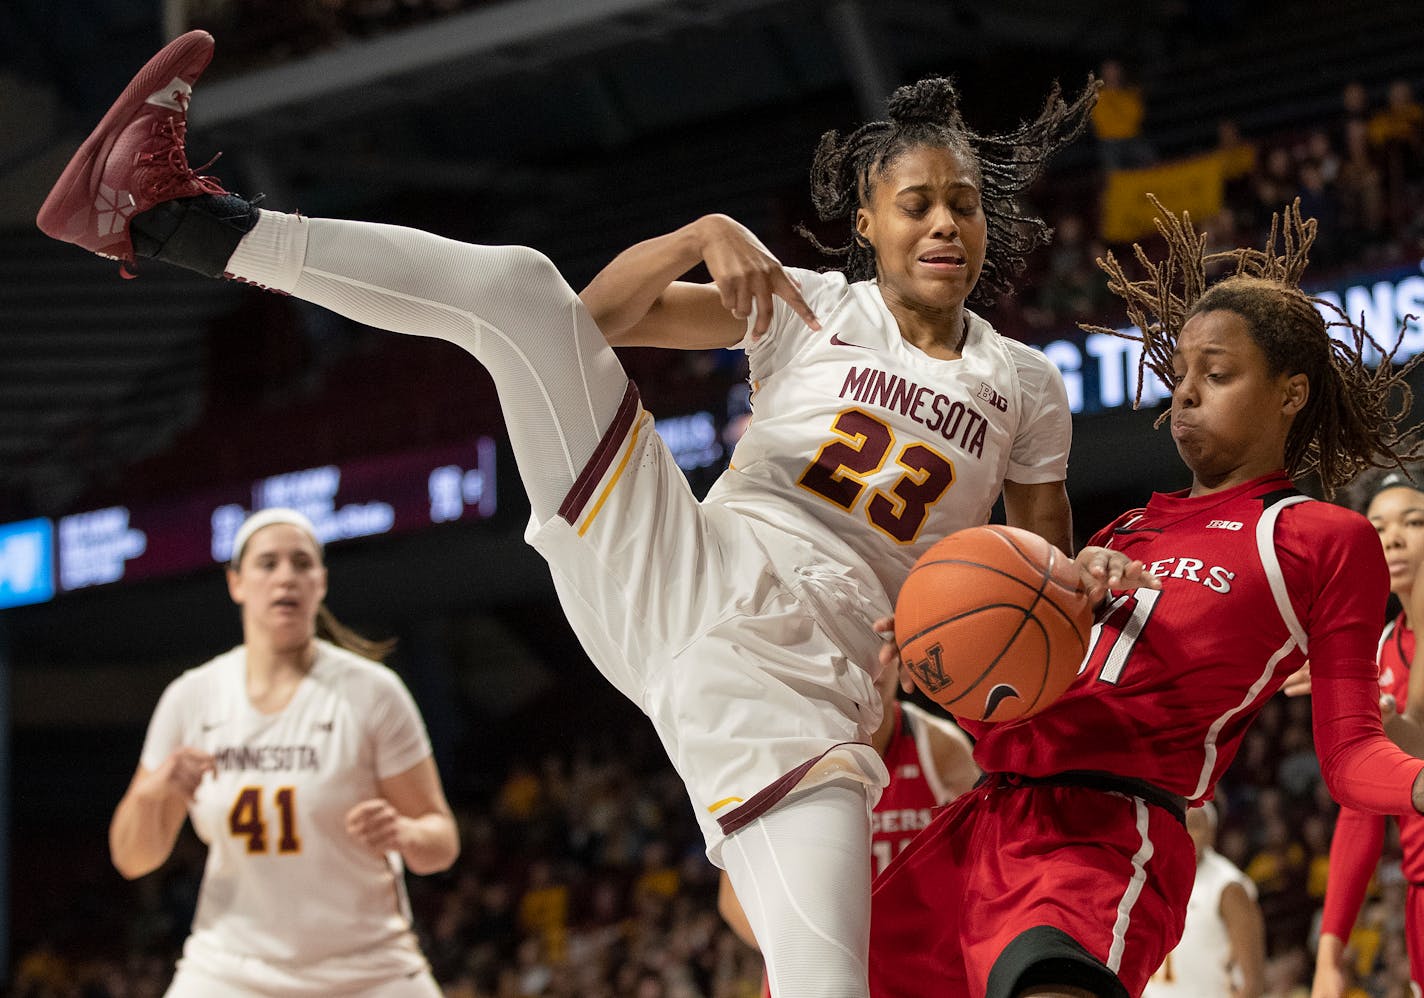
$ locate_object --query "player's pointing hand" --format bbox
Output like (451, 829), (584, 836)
(695, 214), (821, 338)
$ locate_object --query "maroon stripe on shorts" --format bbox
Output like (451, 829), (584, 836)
(558, 381), (641, 525)
(716, 743), (863, 836)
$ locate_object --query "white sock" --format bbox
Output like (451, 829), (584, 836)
(722, 779), (872, 998)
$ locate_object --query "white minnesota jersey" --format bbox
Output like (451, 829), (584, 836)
(141, 640), (433, 993)
(1143, 847), (1257, 997)
(707, 267), (1071, 608)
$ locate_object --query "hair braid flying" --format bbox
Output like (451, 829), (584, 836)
(1081, 196), (1424, 494)
(803, 75), (1099, 304)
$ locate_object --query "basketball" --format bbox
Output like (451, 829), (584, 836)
(895, 525), (1093, 723)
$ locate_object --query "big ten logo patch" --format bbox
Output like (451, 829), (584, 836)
(977, 382), (1008, 412)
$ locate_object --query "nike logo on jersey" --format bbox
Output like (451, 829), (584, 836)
(1112, 513), (1159, 535)
(201, 721), (223, 732)
(829, 332), (873, 349)
(314, 721), (334, 732)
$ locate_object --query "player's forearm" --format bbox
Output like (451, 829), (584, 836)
(1002, 480), (1073, 554)
(109, 792), (183, 879)
(1312, 672), (1424, 813)
(396, 811), (460, 875)
(580, 221), (708, 339)
(1314, 932), (1347, 977)
(1234, 941), (1267, 998)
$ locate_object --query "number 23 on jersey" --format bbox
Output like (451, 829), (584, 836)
(797, 408), (956, 543)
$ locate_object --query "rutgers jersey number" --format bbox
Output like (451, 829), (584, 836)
(1083, 589), (1162, 685)
(229, 786), (302, 854)
(797, 408), (956, 543)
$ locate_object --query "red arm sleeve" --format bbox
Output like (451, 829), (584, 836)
(1319, 805), (1386, 940)
(1284, 506), (1424, 814)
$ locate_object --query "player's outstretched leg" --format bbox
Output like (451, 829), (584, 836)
(37, 30), (626, 523)
(721, 780), (873, 998)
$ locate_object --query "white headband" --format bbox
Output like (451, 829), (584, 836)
(230, 508), (323, 565)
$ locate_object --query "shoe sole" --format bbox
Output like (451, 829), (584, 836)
(36, 29), (215, 258)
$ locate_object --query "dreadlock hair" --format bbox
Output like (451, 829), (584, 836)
(802, 75), (1099, 304)
(1082, 196), (1424, 496)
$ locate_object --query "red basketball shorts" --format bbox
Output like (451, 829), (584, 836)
(869, 775), (1195, 998)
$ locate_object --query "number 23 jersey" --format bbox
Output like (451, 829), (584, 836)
(704, 267), (1072, 610)
(141, 640), (433, 989)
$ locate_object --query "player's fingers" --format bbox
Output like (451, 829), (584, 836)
(873, 616), (895, 637)
(1281, 664), (1312, 697)
(346, 799), (385, 828)
(774, 270), (820, 331)
(1090, 552), (1110, 578)
(751, 280), (775, 339)
(731, 273), (753, 321)
(1084, 581), (1109, 608)
(898, 661), (916, 694)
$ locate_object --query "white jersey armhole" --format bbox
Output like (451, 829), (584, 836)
(1255, 494), (1311, 654)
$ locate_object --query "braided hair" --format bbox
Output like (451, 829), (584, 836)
(802, 75), (1099, 304)
(1082, 197), (1424, 495)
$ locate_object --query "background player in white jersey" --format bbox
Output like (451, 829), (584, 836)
(38, 31), (1096, 997)
(1144, 803), (1266, 998)
(109, 508), (459, 997)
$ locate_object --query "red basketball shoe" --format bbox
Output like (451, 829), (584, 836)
(36, 30), (228, 267)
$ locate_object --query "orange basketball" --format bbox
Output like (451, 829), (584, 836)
(895, 524), (1092, 723)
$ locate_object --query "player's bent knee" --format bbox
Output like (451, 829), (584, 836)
(987, 926), (1128, 998)
(491, 245), (571, 299)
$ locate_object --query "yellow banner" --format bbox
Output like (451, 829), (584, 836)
(1100, 152), (1226, 243)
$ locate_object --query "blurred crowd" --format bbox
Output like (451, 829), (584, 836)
(1006, 68), (1424, 343)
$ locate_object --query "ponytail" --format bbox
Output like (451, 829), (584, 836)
(317, 603), (397, 662)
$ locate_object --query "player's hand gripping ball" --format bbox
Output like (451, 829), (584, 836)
(895, 525), (1092, 722)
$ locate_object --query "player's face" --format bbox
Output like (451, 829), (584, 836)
(1367, 486), (1424, 598)
(226, 524), (328, 647)
(856, 145), (987, 317)
(1169, 309), (1308, 494)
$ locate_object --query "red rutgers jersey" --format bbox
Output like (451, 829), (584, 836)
(970, 472), (1391, 803)
(1341, 618), (1424, 878)
(1375, 619), (1424, 880)
(871, 702), (956, 877)
(1321, 615), (1424, 963)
